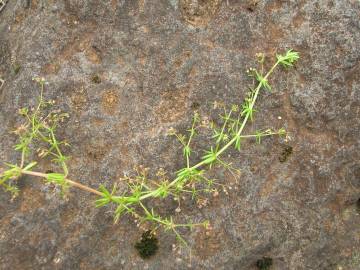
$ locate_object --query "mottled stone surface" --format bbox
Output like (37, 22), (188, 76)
(0, 0), (360, 269)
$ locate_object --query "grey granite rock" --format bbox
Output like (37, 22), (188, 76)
(0, 1), (359, 269)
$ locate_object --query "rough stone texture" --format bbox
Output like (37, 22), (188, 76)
(0, 0), (360, 269)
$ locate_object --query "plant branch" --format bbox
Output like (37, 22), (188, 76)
(20, 170), (103, 196)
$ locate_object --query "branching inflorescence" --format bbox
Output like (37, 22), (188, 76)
(0, 50), (299, 244)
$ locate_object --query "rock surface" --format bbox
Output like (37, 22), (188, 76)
(0, 0), (359, 269)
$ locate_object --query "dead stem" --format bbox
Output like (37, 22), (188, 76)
(21, 170), (103, 196)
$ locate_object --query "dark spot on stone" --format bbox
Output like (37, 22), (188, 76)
(279, 145), (293, 163)
(247, 6), (254, 12)
(85, 140), (110, 160)
(16, 176), (27, 189)
(91, 45), (101, 53)
(45, 170), (54, 174)
(135, 230), (158, 259)
(256, 257), (273, 270)
(246, 0), (259, 12)
(91, 74), (101, 84)
(356, 198), (360, 212)
(191, 101), (200, 110)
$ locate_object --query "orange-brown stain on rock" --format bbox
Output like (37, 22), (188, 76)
(117, 143), (132, 168)
(101, 90), (119, 114)
(117, 55), (125, 65)
(327, 193), (348, 216)
(20, 187), (45, 213)
(200, 39), (216, 50)
(86, 139), (111, 161)
(259, 161), (298, 198)
(125, 72), (138, 88)
(189, 65), (198, 79)
(140, 25), (150, 34)
(28, 230), (55, 248)
(59, 12), (81, 28)
(62, 225), (83, 249)
(179, 0), (222, 27)
(155, 87), (189, 123)
(61, 208), (79, 227)
(85, 46), (101, 64)
(30, 0), (39, 10)
(173, 51), (192, 69)
(265, 0), (284, 13)
(90, 117), (105, 127)
(70, 86), (88, 113)
(0, 216), (11, 233)
(58, 35), (89, 61)
(313, 173), (331, 196)
(139, 0), (145, 13)
(246, 0), (260, 12)
(267, 22), (285, 43)
(259, 172), (278, 198)
(195, 228), (225, 259)
(138, 55), (147, 67)
(41, 62), (61, 75)
(14, 11), (27, 25)
(46, 22), (99, 68)
(111, 0), (118, 11)
(293, 12), (305, 28)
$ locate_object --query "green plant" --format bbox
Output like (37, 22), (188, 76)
(0, 50), (299, 245)
(256, 257), (273, 270)
(134, 230), (159, 259)
(279, 145), (293, 162)
(91, 74), (101, 84)
(12, 63), (21, 75)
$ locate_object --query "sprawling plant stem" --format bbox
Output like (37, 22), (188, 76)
(0, 50), (299, 243)
(137, 58), (282, 201)
(20, 170), (103, 196)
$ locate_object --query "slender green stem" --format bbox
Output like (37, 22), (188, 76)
(49, 129), (69, 176)
(20, 84), (45, 168)
(136, 61), (282, 202)
(166, 61), (280, 189)
(20, 149), (26, 168)
(2, 51), (299, 243)
(185, 119), (197, 168)
(13, 60), (282, 205)
(215, 109), (232, 152)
